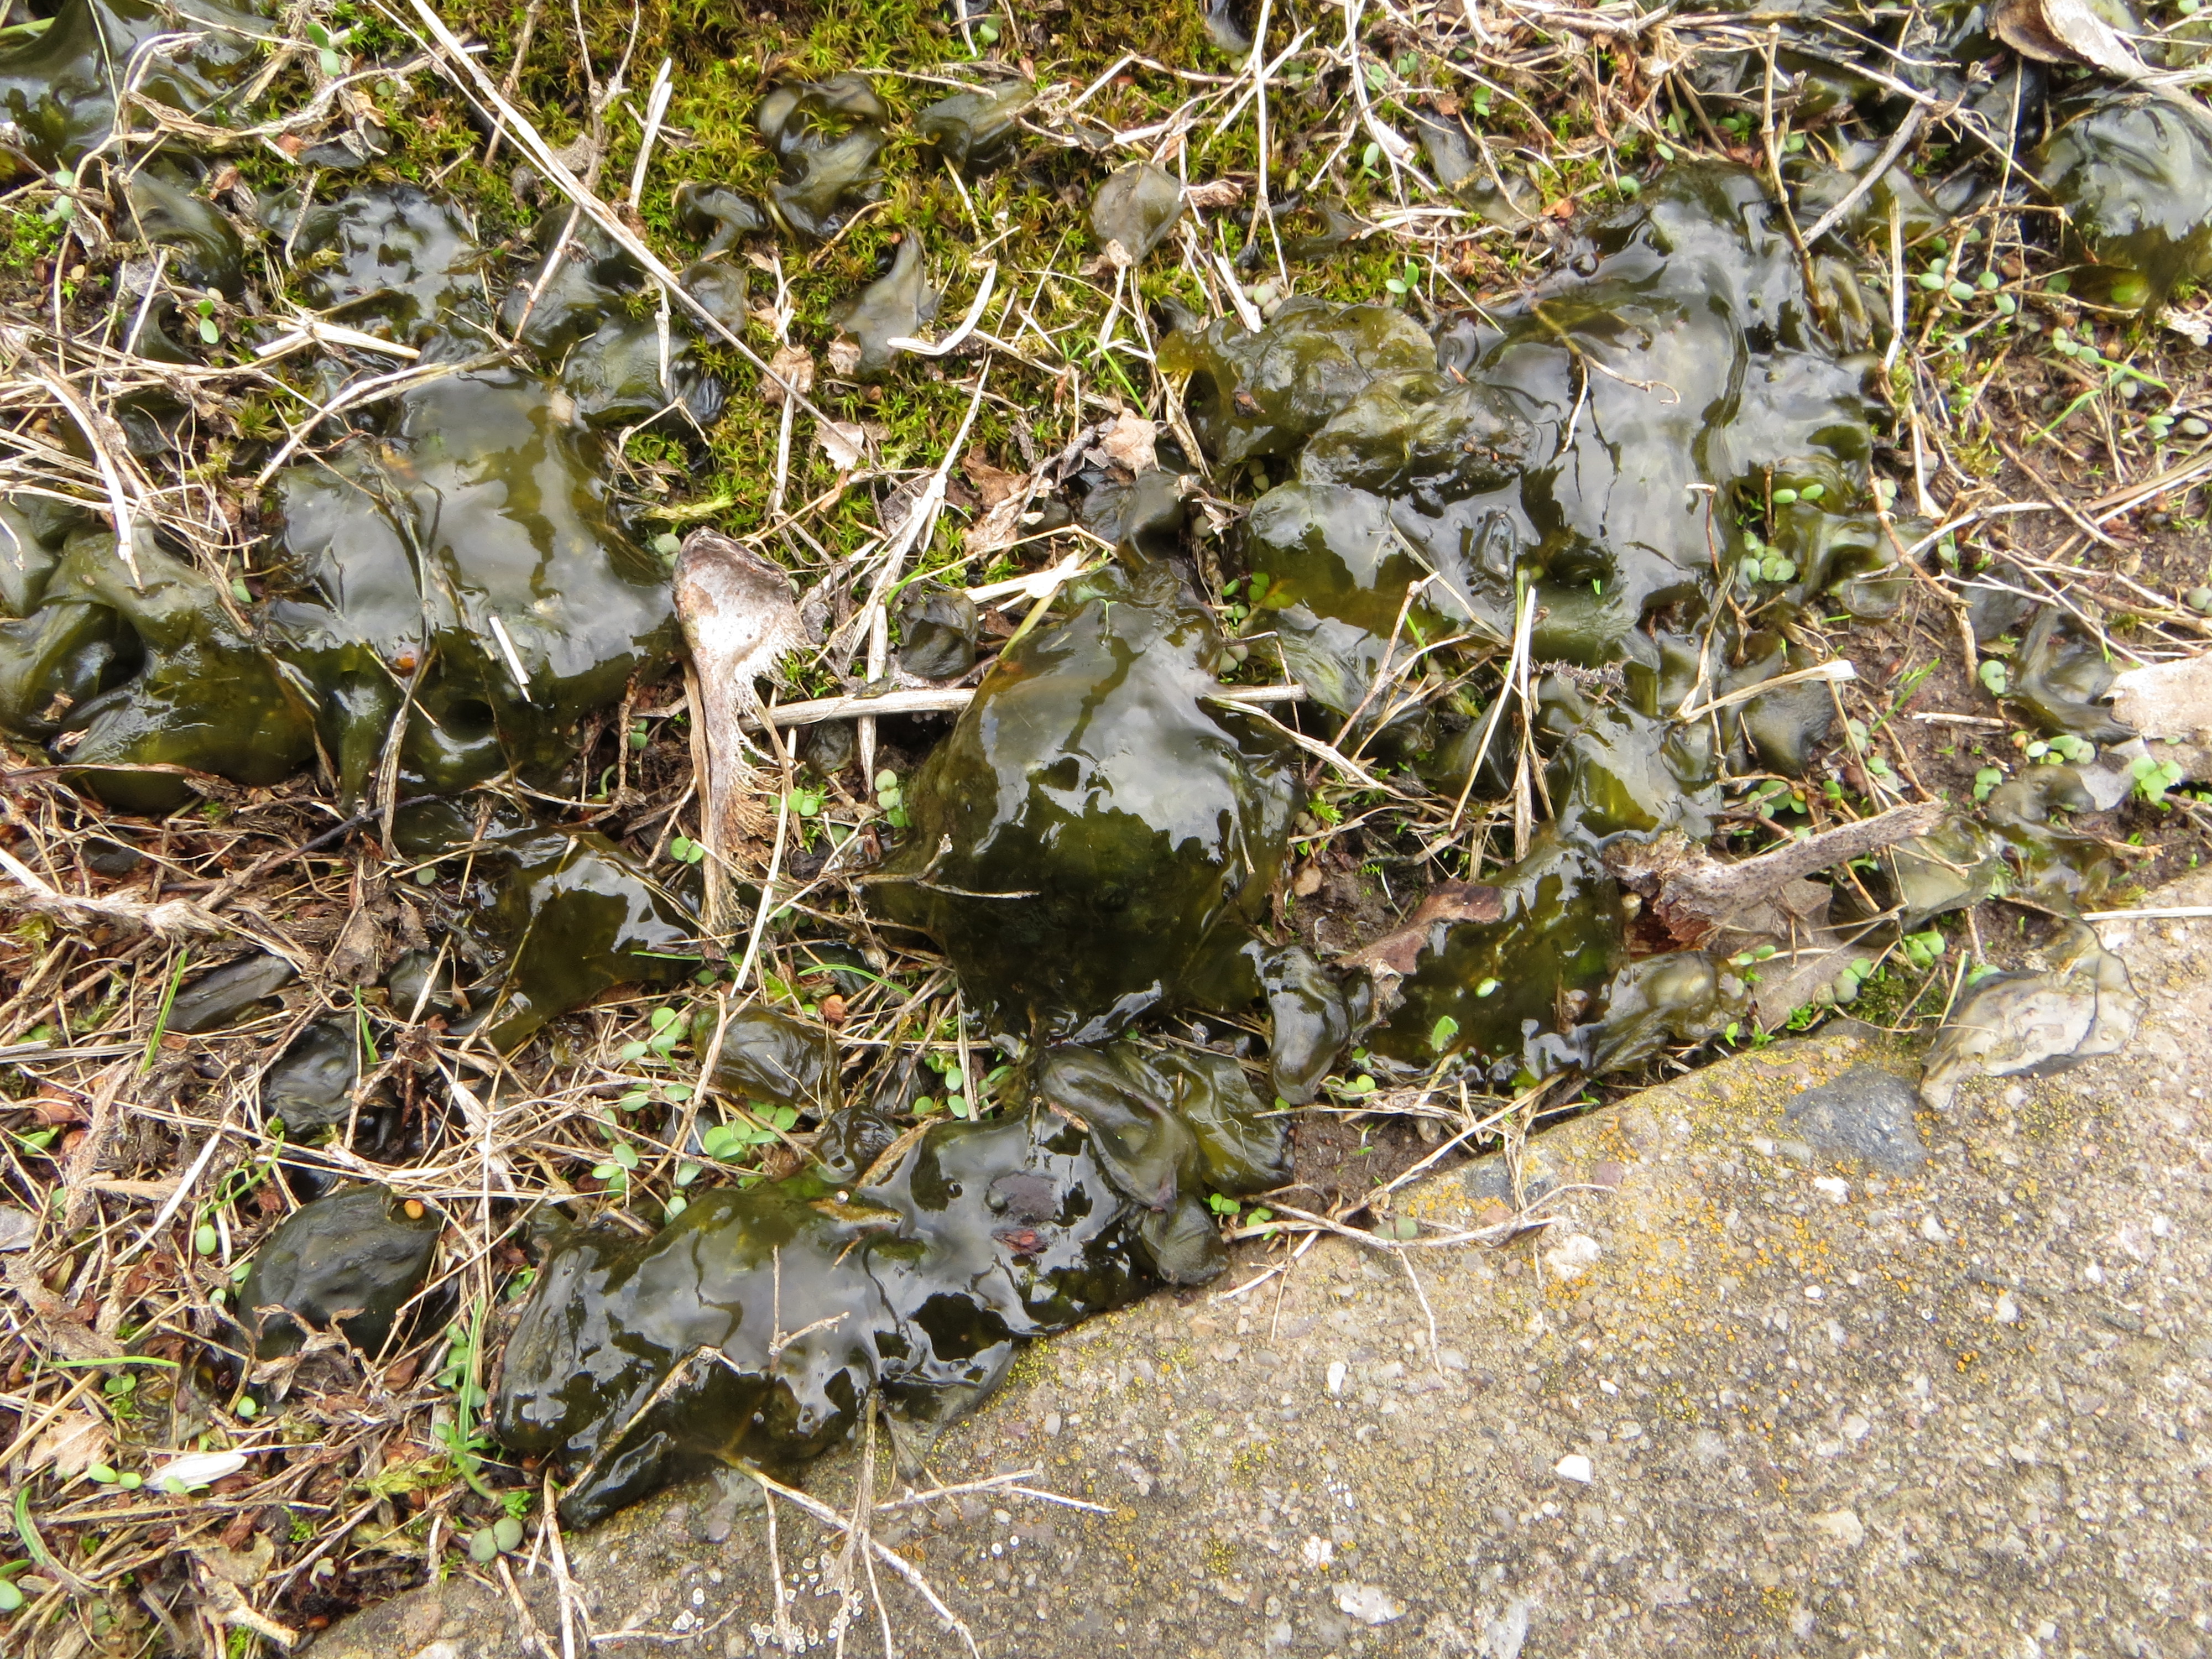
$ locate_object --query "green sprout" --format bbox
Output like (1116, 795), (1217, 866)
(2131, 752), (2184, 805)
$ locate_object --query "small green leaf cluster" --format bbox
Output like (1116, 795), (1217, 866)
(1737, 529), (1797, 587)
(1208, 1192), (1276, 1233)
(591, 1140), (640, 1193)
(875, 769), (911, 830)
(2131, 752), (2184, 805)
(1219, 571), (1271, 628)
(1899, 927), (1945, 971)
(619, 1003), (689, 1064)
(1828, 956), (1878, 1003)
(2025, 733), (2095, 766)
(700, 1104), (799, 1162)
(468, 1515), (526, 1563)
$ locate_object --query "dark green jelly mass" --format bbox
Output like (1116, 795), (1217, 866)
(894, 581), (978, 680)
(0, 532), (317, 812)
(1858, 769), (2114, 930)
(1, 181), (680, 810)
(284, 185), (488, 342)
(919, 80), (1034, 174)
(833, 236), (935, 380)
(261, 1020), (371, 1133)
(1206, 167), (1881, 683)
(1035, 1042), (1291, 1284)
(123, 166), (245, 298)
(263, 367), (679, 802)
(2041, 94), (2212, 308)
(1090, 163), (1185, 265)
(496, 1045), (1287, 1525)
(877, 562), (1299, 1041)
(237, 1185), (441, 1360)
(1160, 297), (1437, 468)
(0, 0), (266, 169)
(756, 74), (888, 242)
(393, 801), (698, 1052)
(1368, 830), (1625, 1078)
(674, 183), (768, 255)
(692, 1005), (833, 1113)
(1369, 826), (1745, 1084)
(2004, 607), (2132, 743)
(168, 953), (297, 1034)
(498, 1110), (1142, 1525)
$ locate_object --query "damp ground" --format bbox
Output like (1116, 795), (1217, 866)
(2, 0), (2211, 1652)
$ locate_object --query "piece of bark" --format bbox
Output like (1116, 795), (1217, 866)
(1605, 802), (1940, 950)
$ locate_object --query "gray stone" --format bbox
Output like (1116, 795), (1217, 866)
(1779, 1061), (1926, 1171)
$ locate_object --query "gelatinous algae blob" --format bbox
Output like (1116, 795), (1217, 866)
(1165, 166), (1872, 1077)
(0, 533), (317, 812)
(878, 561), (1300, 1040)
(265, 367), (679, 801)
(2041, 93), (2212, 307)
(0, 0), (267, 169)
(756, 74), (888, 241)
(392, 800), (698, 1051)
(238, 1186), (441, 1360)
(498, 1066), (1285, 1525)
(1201, 168), (1885, 675)
(0, 185), (681, 809)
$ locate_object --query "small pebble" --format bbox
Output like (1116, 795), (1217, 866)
(1554, 1453), (1594, 1484)
(2186, 587), (2212, 616)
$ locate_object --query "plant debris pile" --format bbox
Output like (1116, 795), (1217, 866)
(2, 0), (2210, 1647)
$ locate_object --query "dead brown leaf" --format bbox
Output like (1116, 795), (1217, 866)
(962, 446), (1024, 509)
(965, 490), (1034, 559)
(29, 1408), (109, 1477)
(817, 419), (867, 471)
(763, 343), (815, 408)
(1992, 0), (2146, 75)
(1184, 179), (1245, 210)
(1098, 410), (1159, 476)
(1339, 881), (1506, 977)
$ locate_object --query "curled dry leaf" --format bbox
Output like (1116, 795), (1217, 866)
(155, 1449), (251, 1490)
(674, 530), (807, 910)
(0, 1203), (35, 1250)
(1992, 0), (2146, 77)
(962, 446), (1024, 509)
(1184, 178), (1245, 210)
(192, 1534), (275, 1588)
(30, 1407), (110, 1477)
(1098, 409), (1160, 476)
(966, 493), (1032, 559)
(817, 419), (867, 471)
(763, 343), (816, 408)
